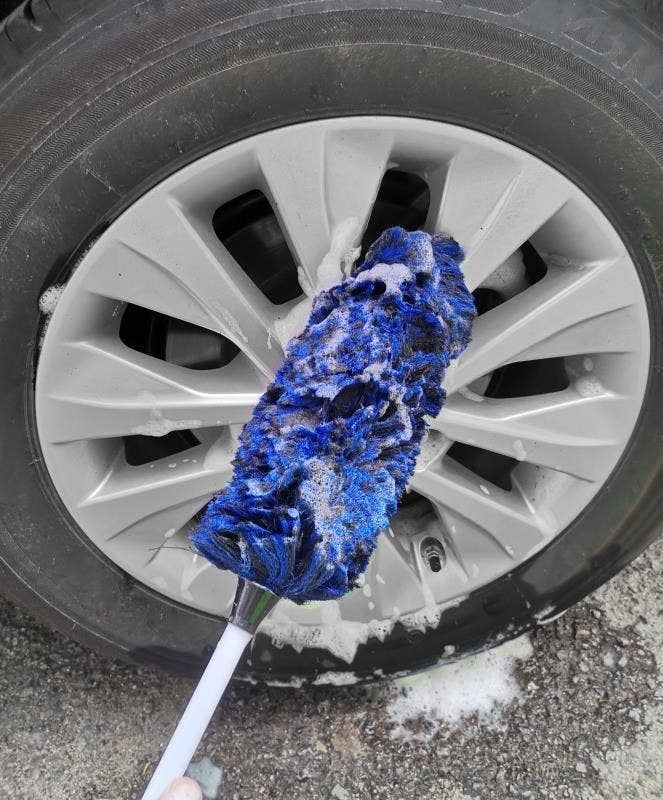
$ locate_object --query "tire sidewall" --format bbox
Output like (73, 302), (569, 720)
(0, 3), (661, 679)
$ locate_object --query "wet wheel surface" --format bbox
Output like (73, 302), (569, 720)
(0, 0), (661, 682)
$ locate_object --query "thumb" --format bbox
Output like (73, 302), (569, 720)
(159, 776), (203, 800)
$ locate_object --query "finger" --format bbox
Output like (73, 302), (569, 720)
(159, 776), (203, 800)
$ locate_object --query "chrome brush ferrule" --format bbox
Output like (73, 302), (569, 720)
(228, 579), (280, 634)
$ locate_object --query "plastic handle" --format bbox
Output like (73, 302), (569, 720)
(141, 622), (253, 800)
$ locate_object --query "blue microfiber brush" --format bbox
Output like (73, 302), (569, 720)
(142, 227), (475, 799)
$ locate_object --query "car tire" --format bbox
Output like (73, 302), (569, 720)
(0, 0), (661, 682)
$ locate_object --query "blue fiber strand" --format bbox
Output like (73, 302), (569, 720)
(190, 227), (476, 602)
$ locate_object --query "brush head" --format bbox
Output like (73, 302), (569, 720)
(190, 227), (476, 602)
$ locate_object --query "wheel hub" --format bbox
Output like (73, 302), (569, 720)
(35, 117), (650, 662)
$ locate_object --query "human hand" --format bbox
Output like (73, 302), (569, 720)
(158, 777), (203, 799)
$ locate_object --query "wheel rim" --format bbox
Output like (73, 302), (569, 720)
(35, 117), (650, 661)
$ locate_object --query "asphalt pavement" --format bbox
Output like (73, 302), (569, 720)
(0, 539), (660, 800)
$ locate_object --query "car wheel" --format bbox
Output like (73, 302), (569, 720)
(0, 0), (661, 682)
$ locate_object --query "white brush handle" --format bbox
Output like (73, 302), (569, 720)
(141, 622), (253, 800)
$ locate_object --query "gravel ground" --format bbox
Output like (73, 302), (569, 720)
(0, 539), (660, 800)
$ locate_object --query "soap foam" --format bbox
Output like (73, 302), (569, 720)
(39, 284), (65, 316)
(381, 635), (533, 740)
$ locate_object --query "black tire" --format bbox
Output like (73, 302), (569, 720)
(0, 0), (661, 682)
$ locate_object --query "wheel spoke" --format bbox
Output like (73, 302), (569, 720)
(429, 151), (571, 290)
(432, 389), (626, 481)
(515, 303), (643, 363)
(77, 437), (232, 541)
(256, 126), (394, 288)
(447, 256), (637, 393)
(409, 463), (545, 560)
(39, 336), (261, 443)
(430, 505), (515, 578)
(361, 533), (428, 619)
(426, 147), (517, 250)
(81, 196), (282, 376)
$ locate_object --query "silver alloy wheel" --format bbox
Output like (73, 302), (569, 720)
(35, 118), (650, 660)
